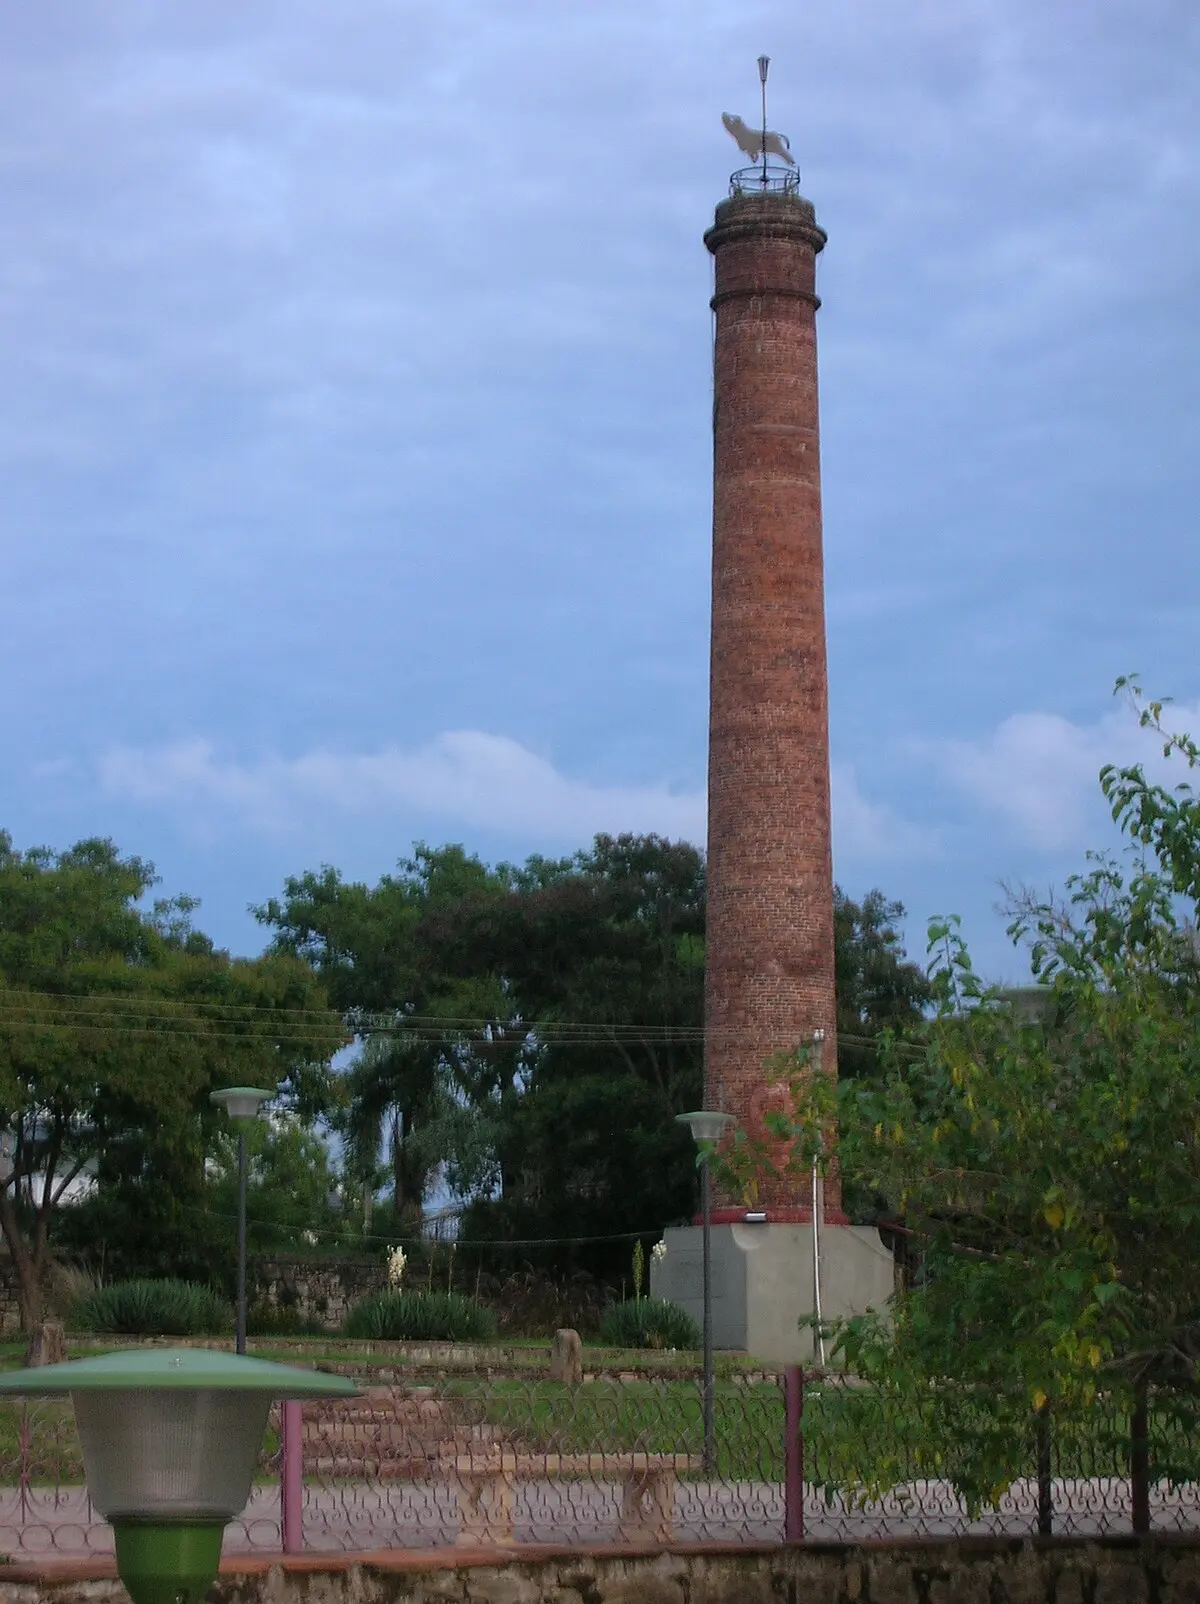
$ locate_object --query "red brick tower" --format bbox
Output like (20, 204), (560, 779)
(703, 183), (844, 1225)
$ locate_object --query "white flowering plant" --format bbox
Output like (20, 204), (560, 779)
(387, 1245), (407, 1290)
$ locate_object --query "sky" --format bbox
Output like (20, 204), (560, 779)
(2, 0), (1199, 985)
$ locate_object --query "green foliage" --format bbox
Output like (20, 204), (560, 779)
(599, 1297), (699, 1351)
(246, 1303), (329, 1338)
(0, 830), (344, 1327)
(343, 1289), (497, 1342)
(72, 1278), (232, 1336)
(631, 1239), (645, 1301)
(258, 833), (927, 1277)
(54, 1115), (341, 1296)
(834, 888), (931, 1079)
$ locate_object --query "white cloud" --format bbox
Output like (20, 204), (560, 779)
(95, 732), (933, 865)
(97, 731), (706, 846)
(937, 701), (1200, 851)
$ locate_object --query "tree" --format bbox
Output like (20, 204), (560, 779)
(457, 834), (707, 1276)
(739, 682), (1200, 1501)
(833, 888), (931, 1080)
(257, 843), (533, 1223)
(0, 833), (344, 1328)
(259, 832), (927, 1278)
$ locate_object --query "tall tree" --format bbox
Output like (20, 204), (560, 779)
(257, 843), (531, 1221)
(0, 833), (343, 1328)
(458, 834), (707, 1275)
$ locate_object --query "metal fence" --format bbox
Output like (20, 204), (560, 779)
(2, 1371), (1199, 1556)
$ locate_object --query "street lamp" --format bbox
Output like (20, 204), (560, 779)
(0, 1347), (356, 1604)
(210, 1086), (272, 1355)
(676, 1109), (733, 1474)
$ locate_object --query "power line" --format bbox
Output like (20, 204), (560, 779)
(171, 1198), (667, 1251)
(0, 987), (924, 1053)
(0, 1014), (915, 1054)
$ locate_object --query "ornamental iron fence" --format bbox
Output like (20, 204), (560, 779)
(0, 1370), (1198, 1555)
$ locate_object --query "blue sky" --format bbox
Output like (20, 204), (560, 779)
(3, 0), (1198, 984)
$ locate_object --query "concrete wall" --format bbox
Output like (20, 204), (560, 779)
(5, 1539), (1200, 1604)
(653, 1220), (895, 1363)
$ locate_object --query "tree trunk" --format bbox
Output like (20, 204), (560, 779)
(392, 1111), (405, 1212)
(25, 1320), (66, 1368)
(16, 1272), (43, 1334)
(0, 1192), (44, 1332)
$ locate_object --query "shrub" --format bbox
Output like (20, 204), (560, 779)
(343, 1289), (497, 1342)
(72, 1278), (232, 1337)
(472, 1267), (608, 1337)
(246, 1303), (329, 1338)
(599, 1297), (700, 1351)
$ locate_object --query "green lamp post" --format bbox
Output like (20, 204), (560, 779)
(210, 1086), (274, 1354)
(676, 1109), (733, 1474)
(0, 1347), (356, 1604)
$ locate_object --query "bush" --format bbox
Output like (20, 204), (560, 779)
(343, 1289), (497, 1342)
(475, 1267), (608, 1337)
(599, 1297), (699, 1351)
(246, 1303), (330, 1338)
(72, 1278), (232, 1337)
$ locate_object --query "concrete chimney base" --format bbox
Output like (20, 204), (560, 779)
(651, 1222), (895, 1365)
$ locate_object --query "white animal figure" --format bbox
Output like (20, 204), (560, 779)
(722, 111), (795, 166)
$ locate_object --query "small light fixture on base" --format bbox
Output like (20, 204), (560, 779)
(676, 1109), (733, 1473)
(210, 1086), (273, 1355)
(0, 1348), (356, 1604)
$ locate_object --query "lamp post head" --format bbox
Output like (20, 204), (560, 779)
(0, 1349), (356, 1604)
(210, 1085), (273, 1121)
(677, 1109), (734, 1146)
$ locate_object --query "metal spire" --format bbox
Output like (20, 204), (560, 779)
(758, 56), (770, 188)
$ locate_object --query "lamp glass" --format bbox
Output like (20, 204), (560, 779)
(74, 1390), (272, 1521)
(677, 1109), (733, 1145)
(210, 1086), (272, 1121)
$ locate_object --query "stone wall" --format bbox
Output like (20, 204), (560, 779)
(5, 1539), (1200, 1604)
(0, 1254), (23, 1335)
(254, 1257), (386, 1331)
(0, 1253), (387, 1337)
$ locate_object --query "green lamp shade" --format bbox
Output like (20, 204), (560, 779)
(0, 1349), (357, 1604)
(75, 1389), (272, 1521)
(676, 1109), (733, 1144)
(210, 1086), (273, 1120)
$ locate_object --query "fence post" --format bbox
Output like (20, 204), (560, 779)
(1130, 1385), (1150, 1536)
(784, 1365), (804, 1541)
(1035, 1399), (1052, 1537)
(281, 1400), (303, 1553)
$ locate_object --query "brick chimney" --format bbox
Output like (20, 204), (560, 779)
(703, 187), (844, 1224)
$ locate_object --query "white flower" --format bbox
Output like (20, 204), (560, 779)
(301, 1229), (318, 1247)
(651, 1240), (668, 1263)
(387, 1246), (407, 1289)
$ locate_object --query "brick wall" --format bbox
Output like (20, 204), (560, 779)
(703, 190), (842, 1223)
